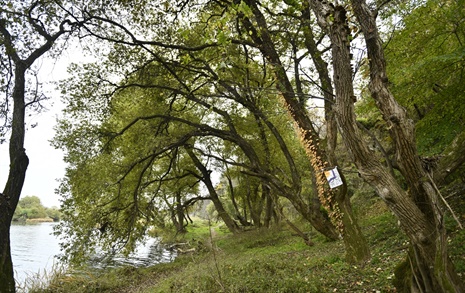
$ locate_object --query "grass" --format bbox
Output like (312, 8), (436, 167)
(26, 199), (465, 293)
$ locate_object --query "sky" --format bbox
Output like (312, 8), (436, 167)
(0, 51), (75, 208)
(0, 104), (66, 208)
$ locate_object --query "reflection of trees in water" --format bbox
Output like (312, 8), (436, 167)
(89, 238), (176, 269)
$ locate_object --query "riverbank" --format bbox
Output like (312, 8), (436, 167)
(26, 198), (465, 292)
(12, 217), (56, 224)
(26, 218), (55, 223)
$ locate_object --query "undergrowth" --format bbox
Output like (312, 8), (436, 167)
(26, 198), (464, 293)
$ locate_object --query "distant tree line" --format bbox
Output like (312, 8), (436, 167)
(12, 196), (61, 222)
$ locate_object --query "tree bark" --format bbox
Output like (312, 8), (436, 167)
(309, 0), (464, 291)
(0, 62), (29, 293)
(237, 0), (370, 263)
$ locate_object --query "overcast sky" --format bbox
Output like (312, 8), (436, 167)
(0, 50), (77, 208)
(0, 106), (65, 208)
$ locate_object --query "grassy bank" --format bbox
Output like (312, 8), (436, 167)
(26, 199), (464, 293)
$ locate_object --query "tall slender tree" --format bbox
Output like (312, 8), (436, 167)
(0, 1), (85, 291)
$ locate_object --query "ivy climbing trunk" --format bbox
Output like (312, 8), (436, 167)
(237, 0), (371, 264)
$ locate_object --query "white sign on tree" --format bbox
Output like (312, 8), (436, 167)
(324, 167), (343, 189)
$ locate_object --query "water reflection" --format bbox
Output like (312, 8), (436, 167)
(89, 237), (176, 269)
(11, 222), (60, 285)
(11, 222), (176, 287)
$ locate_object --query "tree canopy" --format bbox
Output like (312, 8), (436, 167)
(11, 0), (464, 291)
(12, 195), (61, 221)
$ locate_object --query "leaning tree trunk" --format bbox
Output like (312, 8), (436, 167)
(185, 146), (240, 233)
(309, 1), (464, 291)
(223, 86), (341, 239)
(238, 0), (371, 264)
(351, 1), (464, 291)
(302, 2), (371, 263)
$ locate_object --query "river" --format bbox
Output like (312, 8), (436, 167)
(11, 222), (176, 287)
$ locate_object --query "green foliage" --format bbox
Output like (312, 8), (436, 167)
(45, 207), (62, 221)
(27, 188), (465, 292)
(31, 200), (448, 293)
(52, 0), (320, 265)
(12, 196), (60, 221)
(47, 1), (465, 288)
(385, 0), (465, 155)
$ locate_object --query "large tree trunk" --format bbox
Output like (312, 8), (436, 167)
(351, 1), (464, 291)
(0, 63), (29, 293)
(0, 14), (73, 291)
(302, 2), (371, 263)
(238, 0), (370, 263)
(309, 1), (464, 291)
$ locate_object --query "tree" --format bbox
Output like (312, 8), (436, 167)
(46, 0), (465, 290)
(384, 0), (465, 185)
(309, 0), (464, 291)
(13, 195), (46, 219)
(0, 1), (85, 290)
(13, 195), (61, 221)
(46, 0), (371, 267)
(229, 0), (370, 264)
(53, 0), (367, 262)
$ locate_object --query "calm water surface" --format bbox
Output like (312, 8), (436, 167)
(11, 222), (60, 285)
(11, 222), (175, 286)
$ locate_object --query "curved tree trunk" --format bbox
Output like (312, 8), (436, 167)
(0, 63), (29, 293)
(185, 146), (240, 233)
(309, 1), (464, 291)
(350, 1), (464, 291)
(237, 0), (370, 263)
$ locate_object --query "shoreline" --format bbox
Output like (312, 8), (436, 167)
(12, 217), (56, 224)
